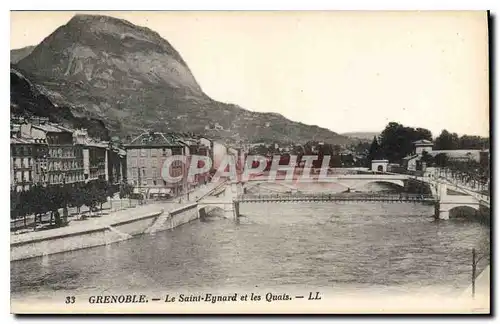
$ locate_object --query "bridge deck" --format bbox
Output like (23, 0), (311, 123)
(237, 193), (436, 203)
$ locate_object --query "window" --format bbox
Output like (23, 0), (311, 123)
(140, 148), (147, 157)
(151, 149), (157, 157)
(139, 159), (145, 167)
(16, 171), (22, 182)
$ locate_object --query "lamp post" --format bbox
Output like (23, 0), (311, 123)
(471, 248), (488, 299)
(137, 166), (142, 205)
(62, 173), (68, 225)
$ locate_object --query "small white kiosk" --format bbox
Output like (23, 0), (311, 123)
(371, 159), (389, 173)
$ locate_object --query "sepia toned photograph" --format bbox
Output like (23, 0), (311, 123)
(9, 10), (490, 314)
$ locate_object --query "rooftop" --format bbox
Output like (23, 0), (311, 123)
(402, 154), (420, 161)
(126, 132), (183, 147)
(10, 136), (46, 145)
(413, 139), (433, 146)
(431, 150), (482, 159)
(11, 137), (34, 145)
(32, 123), (73, 134)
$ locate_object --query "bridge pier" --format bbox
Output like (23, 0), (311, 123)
(198, 181), (240, 221)
(433, 182), (485, 220)
(231, 201), (240, 220)
(434, 203), (450, 220)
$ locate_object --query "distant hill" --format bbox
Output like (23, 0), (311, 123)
(341, 132), (380, 141)
(10, 45), (35, 64)
(11, 14), (351, 145)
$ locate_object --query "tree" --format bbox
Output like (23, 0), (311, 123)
(70, 184), (85, 216)
(459, 135), (489, 150)
(367, 136), (382, 162)
(83, 183), (98, 217)
(434, 130), (460, 150)
(30, 184), (49, 227)
(421, 150), (434, 166)
(434, 153), (449, 168)
(95, 180), (109, 214)
(46, 185), (64, 226)
(106, 183), (116, 210)
(378, 122), (433, 163)
(10, 189), (19, 220)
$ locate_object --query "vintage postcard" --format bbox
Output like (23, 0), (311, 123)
(10, 11), (490, 314)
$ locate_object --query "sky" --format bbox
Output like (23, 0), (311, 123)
(10, 11), (490, 137)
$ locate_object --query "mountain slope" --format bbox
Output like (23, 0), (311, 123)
(11, 66), (109, 139)
(13, 14), (350, 145)
(10, 45), (35, 64)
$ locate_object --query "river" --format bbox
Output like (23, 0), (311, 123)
(11, 201), (490, 301)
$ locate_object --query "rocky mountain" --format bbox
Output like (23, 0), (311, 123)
(10, 45), (35, 64)
(12, 14), (351, 145)
(11, 66), (109, 139)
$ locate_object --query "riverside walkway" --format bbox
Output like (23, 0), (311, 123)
(11, 201), (183, 245)
(11, 183), (220, 244)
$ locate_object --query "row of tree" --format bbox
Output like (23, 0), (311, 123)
(434, 130), (489, 150)
(367, 122), (489, 164)
(10, 180), (135, 228)
(367, 122), (433, 163)
(432, 154), (490, 192)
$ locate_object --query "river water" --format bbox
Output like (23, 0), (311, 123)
(11, 200), (490, 301)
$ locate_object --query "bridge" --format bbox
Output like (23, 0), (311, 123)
(238, 193), (435, 203)
(243, 173), (408, 191)
(415, 170), (490, 220)
(195, 171), (490, 221)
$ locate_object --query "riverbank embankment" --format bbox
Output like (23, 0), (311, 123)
(11, 202), (198, 261)
(10, 182), (229, 261)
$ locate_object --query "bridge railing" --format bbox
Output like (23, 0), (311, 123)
(195, 178), (230, 202)
(237, 192), (436, 201)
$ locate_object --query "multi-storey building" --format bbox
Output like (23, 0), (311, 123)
(125, 132), (186, 197)
(108, 141), (127, 187)
(11, 121), (50, 191)
(11, 137), (35, 192)
(74, 129), (109, 183)
(20, 121), (85, 185)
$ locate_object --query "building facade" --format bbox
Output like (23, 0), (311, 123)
(10, 137), (35, 192)
(74, 129), (110, 183)
(20, 121), (85, 186)
(108, 142), (127, 186)
(125, 132), (186, 197)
